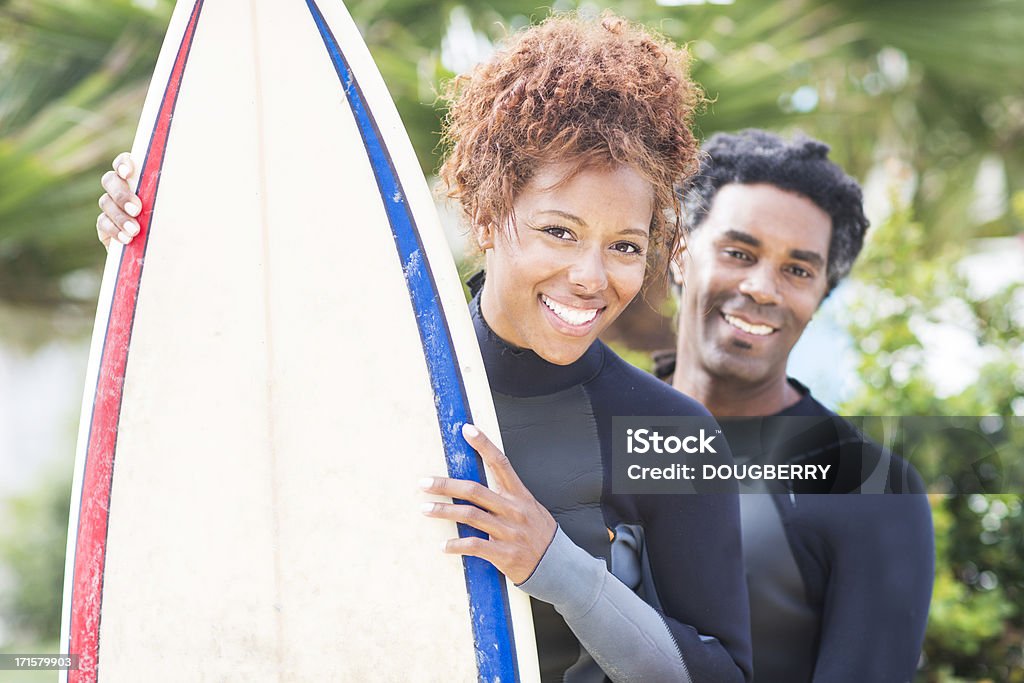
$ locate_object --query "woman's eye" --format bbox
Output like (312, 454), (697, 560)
(724, 249), (752, 261)
(543, 226), (575, 240)
(612, 241), (643, 255)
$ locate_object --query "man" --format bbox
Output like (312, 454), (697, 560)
(660, 129), (934, 682)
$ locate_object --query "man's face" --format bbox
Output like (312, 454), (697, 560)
(676, 182), (832, 386)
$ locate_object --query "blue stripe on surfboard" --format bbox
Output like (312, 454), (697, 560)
(305, 2), (521, 681)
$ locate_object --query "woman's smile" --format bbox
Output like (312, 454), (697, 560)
(539, 293), (604, 335)
(478, 161), (654, 365)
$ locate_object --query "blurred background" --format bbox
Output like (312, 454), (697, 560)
(1, 0), (1021, 680)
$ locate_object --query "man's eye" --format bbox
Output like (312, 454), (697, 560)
(788, 266), (812, 279)
(725, 249), (751, 261)
(612, 241), (644, 255)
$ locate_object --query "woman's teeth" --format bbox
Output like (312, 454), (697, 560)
(723, 313), (774, 336)
(543, 295), (599, 326)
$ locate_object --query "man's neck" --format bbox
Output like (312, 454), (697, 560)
(672, 357), (801, 418)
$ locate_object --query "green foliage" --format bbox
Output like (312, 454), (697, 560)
(1, 1), (1023, 677)
(2, 0), (1024, 314)
(0, 465), (71, 643)
(926, 496), (1018, 653)
(0, 0), (173, 308)
(605, 341), (653, 374)
(841, 203), (1024, 680)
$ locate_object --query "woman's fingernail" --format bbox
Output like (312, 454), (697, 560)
(125, 220), (140, 236)
(462, 423), (480, 439)
(440, 540), (449, 552)
(117, 163), (131, 179)
(418, 477), (434, 490)
(125, 202), (141, 217)
(117, 232), (131, 245)
(420, 503), (435, 514)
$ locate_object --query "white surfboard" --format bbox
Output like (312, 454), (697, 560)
(59, 1), (539, 680)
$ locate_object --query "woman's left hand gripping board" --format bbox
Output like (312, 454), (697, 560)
(97, 152), (143, 249)
(420, 423), (558, 585)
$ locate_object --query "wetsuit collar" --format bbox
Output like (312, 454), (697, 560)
(775, 378), (833, 417)
(470, 287), (605, 398)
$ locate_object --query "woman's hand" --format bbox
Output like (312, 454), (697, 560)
(419, 423), (557, 585)
(96, 152), (143, 249)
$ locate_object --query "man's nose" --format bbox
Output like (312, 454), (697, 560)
(738, 265), (781, 305)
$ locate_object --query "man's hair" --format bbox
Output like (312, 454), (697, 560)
(439, 12), (703, 284)
(681, 129), (869, 292)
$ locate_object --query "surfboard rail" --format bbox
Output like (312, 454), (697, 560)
(60, 2), (207, 681)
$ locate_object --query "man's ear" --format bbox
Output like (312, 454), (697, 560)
(814, 282), (833, 312)
(669, 239), (688, 287)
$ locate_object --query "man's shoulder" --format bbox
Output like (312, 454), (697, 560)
(778, 378), (927, 494)
(591, 343), (712, 417)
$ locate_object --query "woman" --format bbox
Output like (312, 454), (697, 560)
(97, 13), (751, 682)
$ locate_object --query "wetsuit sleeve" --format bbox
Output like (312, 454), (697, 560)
(801, 493), (934, 682)
(519, 527), (691, 683)
(572, 357), (752, 682)
(639, 490), (753, 683)
(520, 490), (752, 683)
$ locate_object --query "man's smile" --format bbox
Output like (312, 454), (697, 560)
(721, 311), (778, 337)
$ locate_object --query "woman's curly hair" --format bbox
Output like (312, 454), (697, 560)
(438, 12), (702, 281)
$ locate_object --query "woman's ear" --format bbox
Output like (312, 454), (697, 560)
(669, 239), (688, 286)
(472, 210), (495, 250)
(476, 224), (494, 250)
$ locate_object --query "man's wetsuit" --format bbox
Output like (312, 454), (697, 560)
(656, 351), (933, 683)
(471, 287), (752, 683)
(728, 379), (933, 683)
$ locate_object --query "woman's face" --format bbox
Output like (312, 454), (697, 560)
(478, 161), (655, 365)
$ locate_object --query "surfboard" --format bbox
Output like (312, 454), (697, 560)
(59, 1), (539, 680)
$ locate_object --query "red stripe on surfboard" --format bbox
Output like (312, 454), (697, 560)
(68, 1), (204, 680)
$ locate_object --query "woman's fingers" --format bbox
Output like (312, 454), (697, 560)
(97, 153), (143, 249)
(421, 501), (510, 539)
(101, 168), (143, 217)
(111, 152), (134, 182)
(421, 422), (557, 584)
(96, 213), (120, 249)
(419, 476), (514, 517)
(98, 193), (140, 246)
(461, 423), (527, 496)
(440, 535), (507, 567)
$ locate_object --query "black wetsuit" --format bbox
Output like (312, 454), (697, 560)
(728, 379), (933, 683)
(655, 349), (933, 683)
(472, 291), (753, 683)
